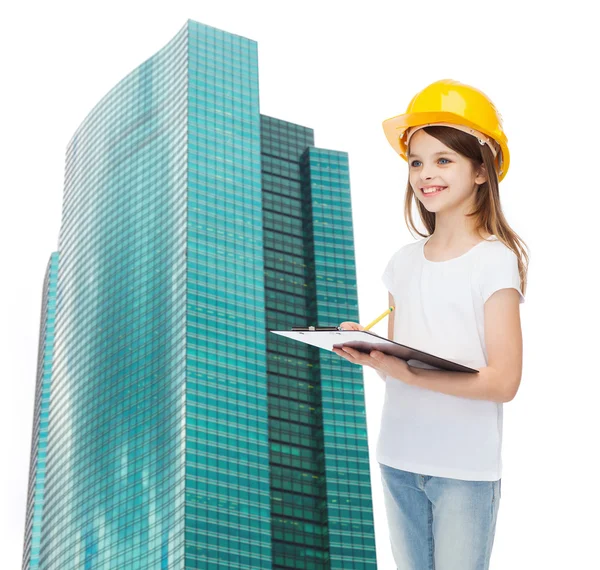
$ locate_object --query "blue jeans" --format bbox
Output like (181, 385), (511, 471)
(380, 463), (501, 570)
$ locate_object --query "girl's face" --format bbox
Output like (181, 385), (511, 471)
(407, 129), (486, 214)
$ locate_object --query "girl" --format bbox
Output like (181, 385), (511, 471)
(333, 79), (529, 570)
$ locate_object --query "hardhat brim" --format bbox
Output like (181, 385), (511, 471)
(382, 111), (510, 181)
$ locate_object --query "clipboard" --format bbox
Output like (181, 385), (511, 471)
(271, 329), (478, 374)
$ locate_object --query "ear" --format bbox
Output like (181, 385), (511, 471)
(475, 163), (488, 185)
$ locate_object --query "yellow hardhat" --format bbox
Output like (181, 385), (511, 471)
(382, 79), (510, 181)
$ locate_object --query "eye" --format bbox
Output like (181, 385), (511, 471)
(409, 158), (451, 167)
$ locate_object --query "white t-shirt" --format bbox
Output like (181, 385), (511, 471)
(377, 234), (524, 481)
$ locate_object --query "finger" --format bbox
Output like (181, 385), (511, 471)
(332, 347), (357, 363)
(340, 346), (364, 359)
(336, 349), (364, 366)
(341, 347), (372, 365)
(350, 348), (387, 369)
(339, 321), (362, 330)
(370, 350), (386, 361)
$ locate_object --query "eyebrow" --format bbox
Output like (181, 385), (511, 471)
(407, 150), (458, 159)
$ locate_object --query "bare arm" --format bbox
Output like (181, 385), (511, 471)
(408, 288), (523, 402)
(336, 288), (523, 402)
(375, 292), (395, 380)
(387, 292), (395, 341)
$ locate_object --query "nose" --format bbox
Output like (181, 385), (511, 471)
(419, 161), (436, 182)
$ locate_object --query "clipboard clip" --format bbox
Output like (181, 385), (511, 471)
(291, 326), (341, 331)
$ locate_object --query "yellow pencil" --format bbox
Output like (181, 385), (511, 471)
(363, 306), (395, 331)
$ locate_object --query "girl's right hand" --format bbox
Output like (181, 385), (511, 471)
(339, 321), (364, 331)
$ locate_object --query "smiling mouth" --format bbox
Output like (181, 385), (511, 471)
(421, 186), (447, 196)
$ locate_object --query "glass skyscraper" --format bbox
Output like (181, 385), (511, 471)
(23, 252), (59, 569)
(23, 20), (376, 569)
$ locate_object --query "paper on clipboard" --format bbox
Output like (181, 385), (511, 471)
(271, 329), (478, 374)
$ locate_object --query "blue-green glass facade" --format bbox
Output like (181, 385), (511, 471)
(261, 117), (330, 569)
(22, 252), (59, 570)
(300, 148), (376, 567)
(39, 24), (189, 569)
(25, 19), (376, 570)
(185, 21), (272, 568)
(261, 117), (376, 569)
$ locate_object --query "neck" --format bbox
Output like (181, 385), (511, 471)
(430, 205), (487, 245)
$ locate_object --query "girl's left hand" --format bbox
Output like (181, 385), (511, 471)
(332, 346), (414, 384)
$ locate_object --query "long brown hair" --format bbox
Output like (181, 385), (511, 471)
(404, 126), (529, 296)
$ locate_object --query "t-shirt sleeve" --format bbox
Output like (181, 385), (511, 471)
(480, 246), (525, 304)
(382, 252), (396, 292)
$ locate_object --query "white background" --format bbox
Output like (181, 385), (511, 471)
(1, 1), (598, 568)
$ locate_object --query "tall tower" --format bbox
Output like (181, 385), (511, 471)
(22, 252), (59, 570)
(261, 116), (376, 568)
(24, 20), (376, 569)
